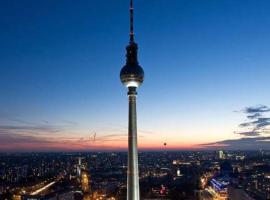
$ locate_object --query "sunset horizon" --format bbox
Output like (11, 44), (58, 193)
(1, 1), (270, 151)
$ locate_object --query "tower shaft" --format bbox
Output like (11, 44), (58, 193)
(120, 0), (144, 199)
(127, 88), (140, 200)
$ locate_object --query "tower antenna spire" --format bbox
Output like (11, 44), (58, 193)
(130, 0), (134, 43)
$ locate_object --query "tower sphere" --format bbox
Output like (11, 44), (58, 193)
(120, 63), (144, 88)
(120, 42), (144, 88)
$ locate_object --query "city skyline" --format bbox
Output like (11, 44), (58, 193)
(1, 0), (270, 151)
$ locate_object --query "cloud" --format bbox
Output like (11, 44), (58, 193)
(239, 118), (270, 130)
(0, 115), (161, 151)
(235, 130), (260, 137)
(239, 122), (251, 128)
(201, 136), (270, 150)
(90, 134), (128, 143)
(62, 120), (78, 126)
(244, 105), (270, 114)
(0, 133), (54, 145)
(247, 113), (262, 119)
(201, 105), (270, 150)
(236, 105), (270, 137)
(0, 125), (62, 133)
(254, 118), (270, 129)
(0, 120), (130, 151)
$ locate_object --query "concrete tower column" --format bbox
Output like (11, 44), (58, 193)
(127, 87), (140, 200)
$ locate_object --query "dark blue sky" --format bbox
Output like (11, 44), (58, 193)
(0, 0), (270, 151)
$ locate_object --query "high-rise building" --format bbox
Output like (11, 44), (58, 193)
(218, 150), (225, 160)
(120, 0), (144, 199)
(77, 157), (82, 177)
(177, 169), (181, 177)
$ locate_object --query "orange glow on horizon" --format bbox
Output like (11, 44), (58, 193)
(0, 130), (230, 151)
(0, 140), (209, 151)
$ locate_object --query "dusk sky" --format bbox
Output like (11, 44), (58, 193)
(0, 0), (270, 151)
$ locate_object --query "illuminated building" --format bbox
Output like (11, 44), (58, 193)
(81, 171), (90, 193)
(77, 157), (82, 178)
(12, 195), (21, 200)
(210, 178), (229, 199)
(218, 150), (225, 160)
(81, 170), (92, 200)
(120, 0), (144, 199)
(177, 169), (181, 177)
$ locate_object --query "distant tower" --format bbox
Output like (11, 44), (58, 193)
(120, 0), (144, 199)
(79, 157), (82, 166)
(218, 150), (225, 160)
(77, 157), (82, 177)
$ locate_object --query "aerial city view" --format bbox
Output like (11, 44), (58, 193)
(0, 0), (270, 200)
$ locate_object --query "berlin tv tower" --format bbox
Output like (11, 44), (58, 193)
(120, 0), (144, 199)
